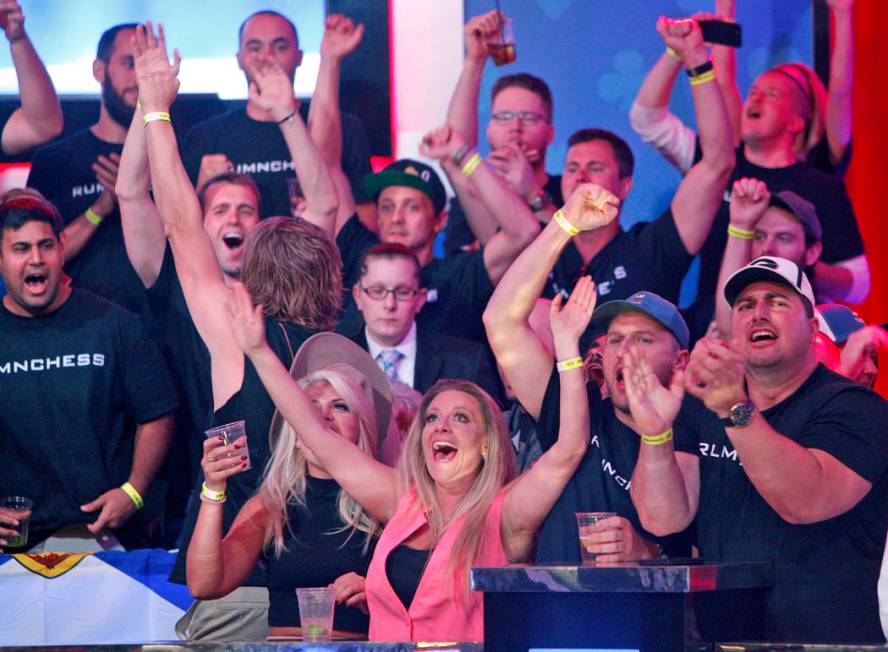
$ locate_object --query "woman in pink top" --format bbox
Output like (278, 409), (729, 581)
(225, 191), (612, 641)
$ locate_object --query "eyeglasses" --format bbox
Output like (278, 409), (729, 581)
(360, 285), (420, 301)
(491, 111), (548, 125)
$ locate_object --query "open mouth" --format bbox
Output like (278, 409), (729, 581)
(749, 328), (777, 343)
(24, 272), (48, 293)
(432, 440), (458, 463)
(614, 367), (626, 390)
(222, 233), (244, 250)
(746, 108), (762, 119)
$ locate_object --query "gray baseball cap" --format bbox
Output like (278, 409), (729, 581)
(770, 191), (821, 242)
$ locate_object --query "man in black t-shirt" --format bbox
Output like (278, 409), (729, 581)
(336, 151), (539, 343)
(443, 12), (563, 255)
(485, 182), (697, 563)
(27, 23), (148, 315)
(630, 256), (888, 644)
(543, 18), (734, 305)
(181, 10), (372, 222)
(0, 195), (176, 553)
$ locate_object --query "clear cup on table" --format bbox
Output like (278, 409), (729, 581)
(296, 586), (335, 641)
(575, 511), (616, 565)
(1, 496), (34, 549)
(205, 420), (251, 471)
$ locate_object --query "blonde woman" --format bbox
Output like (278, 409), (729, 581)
(186, 361), (390, 638)
(226, 211), (608, 644)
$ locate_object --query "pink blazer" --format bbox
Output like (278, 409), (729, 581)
(366, 487), (508, 642)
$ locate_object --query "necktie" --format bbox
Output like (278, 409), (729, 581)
(377, 349), (404, 382)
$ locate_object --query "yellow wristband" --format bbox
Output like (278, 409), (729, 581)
(556, 356), (584, 373)
(666, 46), (682, 61)
(120, 482), (144, 510)
(461, 152), (482, 177)
(727, 224), (755, 240)
(201, 481), (226, 502)
(641, 429), (673, 446)
(552, 209), (580, 237)
(85, 207), (104, 226)
(689, 70), (716, 86)
(142, 111), (171, 126)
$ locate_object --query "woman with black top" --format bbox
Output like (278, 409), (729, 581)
(133, 23), (343, 639)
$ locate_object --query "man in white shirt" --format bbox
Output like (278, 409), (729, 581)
(349, 243), (503, 403)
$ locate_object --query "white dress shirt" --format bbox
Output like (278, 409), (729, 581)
(365, 322), (418, 387)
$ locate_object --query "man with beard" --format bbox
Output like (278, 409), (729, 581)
(629, 256), (888, 643)
(181, 10), (373, 223)
(0, 194), (176, 552)
(484, 182), (699, 563)
(27, 24), (148, 314)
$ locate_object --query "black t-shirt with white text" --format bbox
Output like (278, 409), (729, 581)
(0, 290), (178, 548)
(544, 208), (692, 305)
(533, 369), (698, 563)
(695, 364), (888, 643)
(181, 106), (372, 218)
(27, 130), (149, 315)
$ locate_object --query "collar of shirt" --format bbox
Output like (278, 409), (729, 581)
(365, 322), (418, 387)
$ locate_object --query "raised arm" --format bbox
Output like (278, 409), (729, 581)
(187, 436), (266, 598)
(419, 125), (539, 283)
(625, 344), (700, 536)
(307, 14), (364, 233)
(244, 58), (338, 234)
(710, 0), (742, 144)
(0, 0), (63, 156)
(663, 17), (736, 256)
(60, 152), (119, 263)
(226, 283), (399, 524)
(687, 337), (872, 524)
(824, 0), (854, 165)
(714, 178), (770, 339)
(116, 104), (166, 288)
(483, 183), (619, 418)
(135, 22), (243, 407)
(500, 276), (595, 562)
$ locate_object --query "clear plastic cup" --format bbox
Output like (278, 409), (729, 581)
(205, 420), (251, 471)
(1, 496), (34, 548)
(575, 511), (616, 564)
(489, 17), (516, 66)
(296, 586), (335, 641)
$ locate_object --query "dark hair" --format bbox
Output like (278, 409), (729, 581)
(196, 171), (262, 216)
(0, 194), (64, 242)
(96, 23), (140, 63)
(491, 73), (553, 121)
(357, 243), (422, 284)
(567, 128), (634, 179)
(238, 10), (298, 48)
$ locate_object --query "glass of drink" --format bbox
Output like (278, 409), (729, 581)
(296, 586), (335, 641)
(489, 17), (516, 66)
(575, 511), (616, 565)
(1, 496), (34, 548)
(205, 420), (251, 471)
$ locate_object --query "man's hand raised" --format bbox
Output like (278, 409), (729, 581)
(561, 183), (620, 233)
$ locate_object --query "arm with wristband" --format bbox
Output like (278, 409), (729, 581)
(499, 275), (596, 561)
(483, 183), (619, 419)
(713, 177), (770, 339)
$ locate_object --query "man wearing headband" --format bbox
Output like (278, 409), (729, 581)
(630, 256), (888, 643)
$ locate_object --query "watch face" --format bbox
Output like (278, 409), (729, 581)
(730, 401), (755, 427)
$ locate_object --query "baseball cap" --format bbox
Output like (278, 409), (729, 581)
(269, 332), (392, 451)
(590, 291), (690, 349)
(769, 191), (822, 242)
(364, 159), (447, 215)
(816, 303), (865, 344)
(724, 256), (816, 312)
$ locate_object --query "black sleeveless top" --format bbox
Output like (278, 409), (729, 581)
(170, 319), (316, 585)
(266, 476), (376, 632)
(385, 544), (431, 610)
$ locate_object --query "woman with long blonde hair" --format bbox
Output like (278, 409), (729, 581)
(186, 362), (390, 639)
(225, 258), (601, 642)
